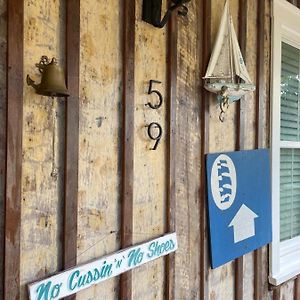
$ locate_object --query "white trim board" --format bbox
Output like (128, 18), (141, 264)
(270, 0), (300, 286)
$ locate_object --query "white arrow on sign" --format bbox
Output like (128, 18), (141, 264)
(228, 204), (258, 243)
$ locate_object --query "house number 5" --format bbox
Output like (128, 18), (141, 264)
(145, 80), (163, 109)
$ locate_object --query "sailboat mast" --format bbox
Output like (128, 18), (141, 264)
(228, 8), (234, 83)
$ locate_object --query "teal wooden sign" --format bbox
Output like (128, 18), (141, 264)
(28, 233), (178, 299)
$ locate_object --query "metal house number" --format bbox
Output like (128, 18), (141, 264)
(147, 122), (163, 151)
(145, 80), (163, 109)
(146, 80), (163, 151)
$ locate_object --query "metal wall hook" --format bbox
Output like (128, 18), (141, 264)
(219, 96), (229, 122)
(218, 86), (229, 122)
(142, 0), (191, 28)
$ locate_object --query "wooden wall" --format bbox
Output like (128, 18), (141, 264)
(22, 4), (65, 300)
(77, 0), (121, 298)
(1, 0), (300, 299)
(0, 0), (6, 297)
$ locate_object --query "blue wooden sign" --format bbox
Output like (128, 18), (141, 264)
(206, 149), (272, 268)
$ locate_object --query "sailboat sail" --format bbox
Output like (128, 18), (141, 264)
(204, 1), (231, 79)
(204, 0), (255, 101)
(230, 19), (252, 83)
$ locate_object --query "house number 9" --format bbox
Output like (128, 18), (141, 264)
(147, 122), (163, 150)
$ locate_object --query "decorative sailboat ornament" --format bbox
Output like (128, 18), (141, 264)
(203, 0), (255, 122)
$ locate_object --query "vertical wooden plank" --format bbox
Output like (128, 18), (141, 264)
(22, 1), (66, 297)
(295, 277), (300, 300)
(263, 1), (272, 299)
(64, 2), (80, 299)
(236, 0), (247, 150)
(166, 9), (177, 300)
(120, 0), (135, 299)
(279, 281), (294, 300)
(273, 287), (281, 300)
(235, 259), (244, 300)
(255, 0), (265, 150)
(169, 1), (202, 298)
(132, 1), (167, 298)
(77, 0), (122, 298)
(208, 1), (237, 298)
(253, 247), (263, 299)
(254, 1), (265, 299)
(235, 0), (247, 299)
(0, 0), (6, 297)
(4, 0), (24, 298)
(200, 0), (211, 299)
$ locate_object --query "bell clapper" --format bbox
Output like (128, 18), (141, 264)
(51, 101), (58, 180)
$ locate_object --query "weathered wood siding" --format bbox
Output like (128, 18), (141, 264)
(132, 1), (167, 299)
(0, 0), (6, 297)
(22, 1), (65, 298)
(2, 0), (300, 299)
(207, 1), (238, 299)
(77, 0), (122, 298)
(173, 1), (202, 298)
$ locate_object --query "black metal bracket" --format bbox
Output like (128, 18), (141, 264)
(142, 0), (190, 28)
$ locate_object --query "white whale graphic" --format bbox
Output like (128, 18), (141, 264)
(211, 154), (237, 210)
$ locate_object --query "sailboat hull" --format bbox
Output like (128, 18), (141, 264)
(204, 82), (256, 102)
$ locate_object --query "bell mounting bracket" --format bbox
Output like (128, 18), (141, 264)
(142, 0), (190, 28)
(35, 56), (56, 73)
